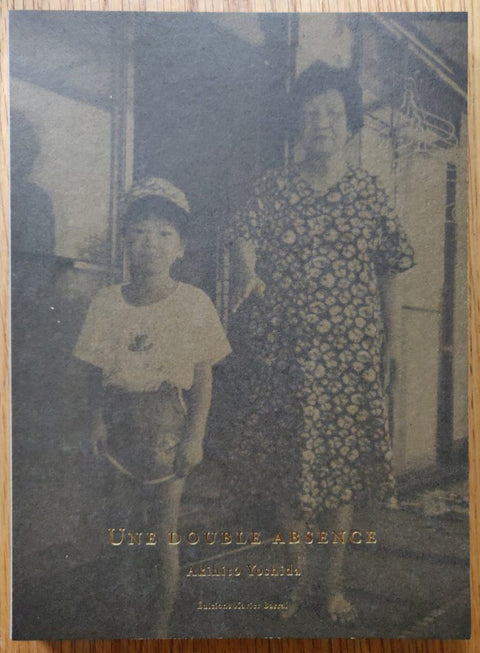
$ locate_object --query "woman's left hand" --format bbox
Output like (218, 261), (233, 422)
(174, 439), (204, 478)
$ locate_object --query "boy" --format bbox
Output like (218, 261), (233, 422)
(74, 178), (231, 636)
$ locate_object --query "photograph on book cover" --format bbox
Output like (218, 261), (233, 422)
(9, 11), (469, 640)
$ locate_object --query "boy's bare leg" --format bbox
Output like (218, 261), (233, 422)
(150, 478), (186, 637)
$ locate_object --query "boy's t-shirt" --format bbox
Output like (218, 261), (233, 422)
(74, 282), (231, 392)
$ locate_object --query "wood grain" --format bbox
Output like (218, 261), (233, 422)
(1, 0), (477, 651)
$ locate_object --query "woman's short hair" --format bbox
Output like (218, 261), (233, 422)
(291, 62), (364, 139)
(123, 195), (190, 241)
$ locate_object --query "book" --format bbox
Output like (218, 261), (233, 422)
(9, 10), (469, 640)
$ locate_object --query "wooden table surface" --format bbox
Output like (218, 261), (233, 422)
(1, 0), (478, 651)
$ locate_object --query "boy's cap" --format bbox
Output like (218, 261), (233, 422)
(123, 178), (190, 214)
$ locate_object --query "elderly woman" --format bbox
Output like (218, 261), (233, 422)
(226, 62), (414, 621)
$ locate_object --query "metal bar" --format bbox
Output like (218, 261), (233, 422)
(436, 162), (457, 467)
(374, 16), (467, 102)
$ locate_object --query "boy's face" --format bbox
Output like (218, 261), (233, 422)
(126, 217), (184, 277)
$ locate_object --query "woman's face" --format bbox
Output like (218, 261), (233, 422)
(126, 217), (184, 277)
(301, 90), (349, 159)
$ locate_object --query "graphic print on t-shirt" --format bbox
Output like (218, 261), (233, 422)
(128, 333), (154, 352)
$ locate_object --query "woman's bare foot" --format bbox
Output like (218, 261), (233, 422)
(280, 596), (301, 620)
(328, 592), (357, 623)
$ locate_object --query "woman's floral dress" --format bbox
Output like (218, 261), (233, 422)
(225, 165), (414, 518)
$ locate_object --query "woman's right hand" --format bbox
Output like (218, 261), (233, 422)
(233, 274), (266, 312)
(231, 237), (266, 312)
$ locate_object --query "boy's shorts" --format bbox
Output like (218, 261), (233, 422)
(102, 382), (186, 482)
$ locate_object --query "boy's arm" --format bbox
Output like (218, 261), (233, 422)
(174, 362), (212, 478)
(86, 365), (107, 457)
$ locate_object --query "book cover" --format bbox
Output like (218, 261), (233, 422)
(9, 11), (469, 640)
